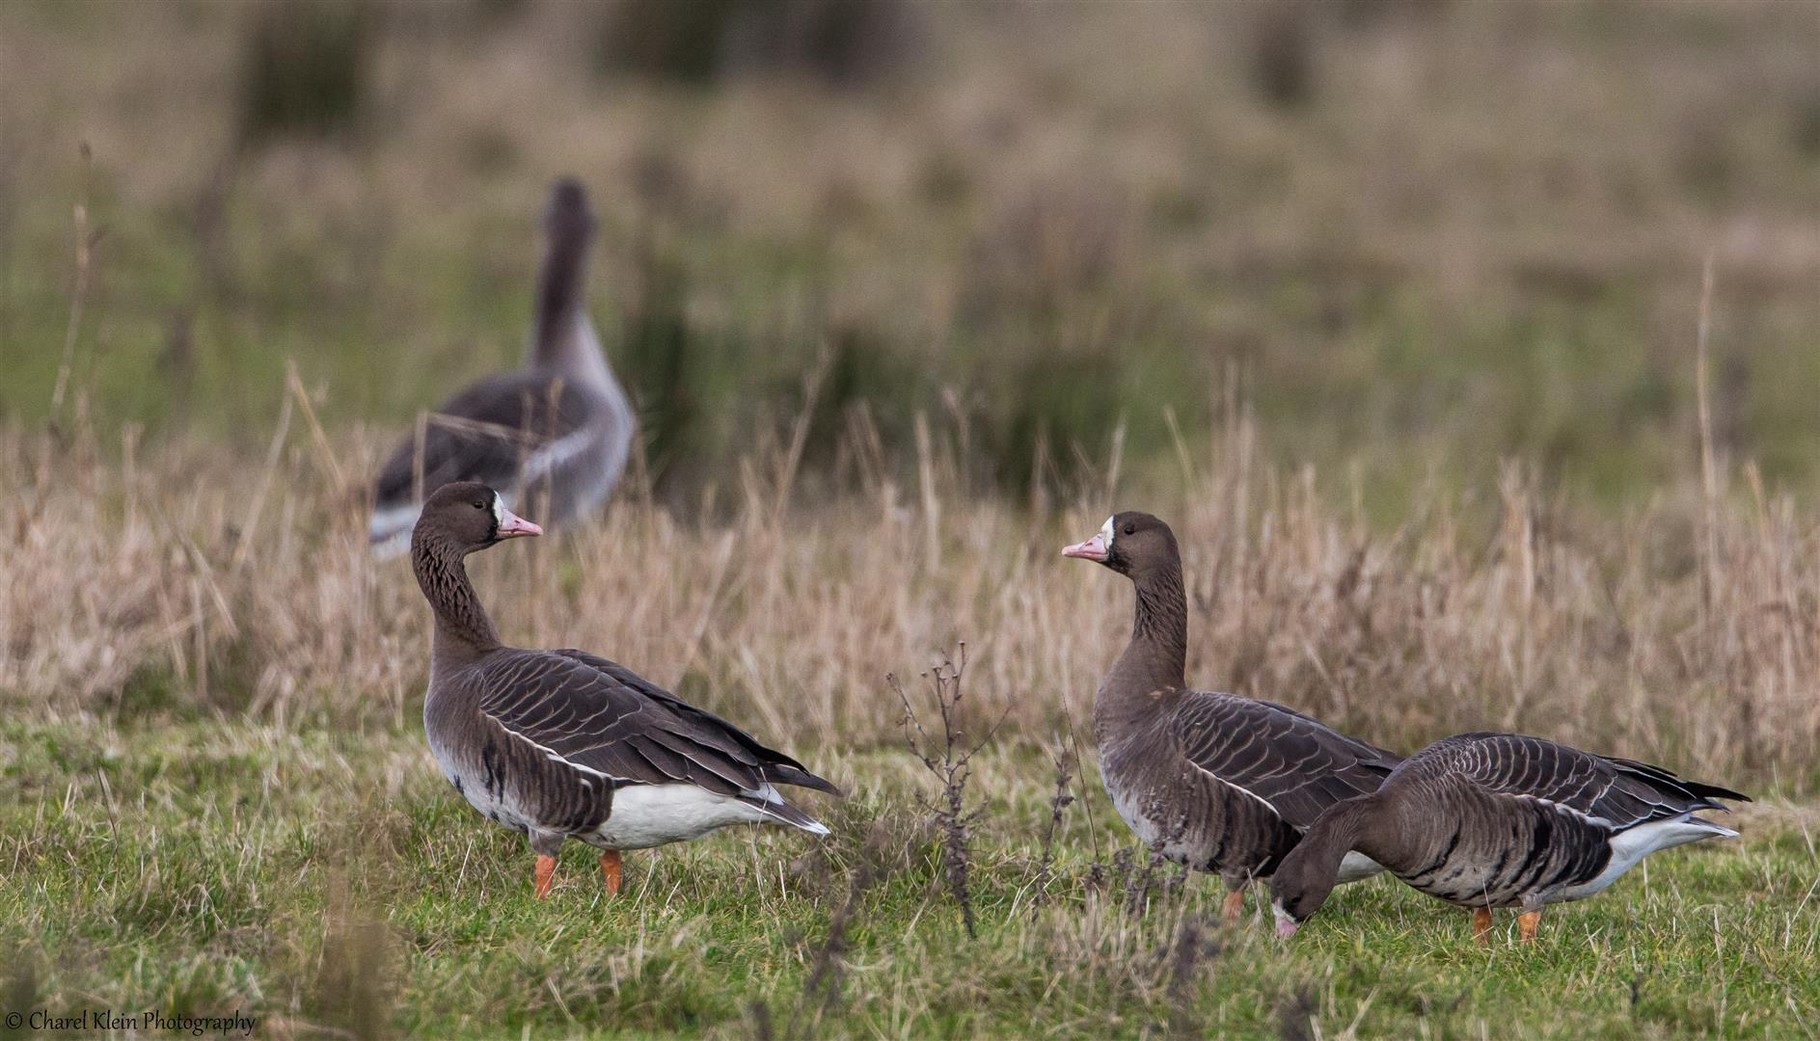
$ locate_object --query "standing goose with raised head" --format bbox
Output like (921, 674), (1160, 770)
(412, 481), (839, 898)
(1270, 732), (1747, 943)
(1063, 512), (1402, 920)
(370, 179), (636, 556)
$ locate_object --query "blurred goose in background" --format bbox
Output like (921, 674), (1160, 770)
(1270, 732), (1747, 943)
(411, 481), (839, 899)
(369, 179), (635, 556)
(1063, 512), (1402, 921)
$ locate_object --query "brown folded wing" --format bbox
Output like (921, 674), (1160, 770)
(1172, 692), (1402, 830)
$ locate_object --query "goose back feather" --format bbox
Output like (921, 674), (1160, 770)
(1369, 733), (1743, 908)
(1270, 732), (1747, 932)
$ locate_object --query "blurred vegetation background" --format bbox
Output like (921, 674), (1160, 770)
(2, 12), (1817, 1032)
(0, 0), (1813, 509)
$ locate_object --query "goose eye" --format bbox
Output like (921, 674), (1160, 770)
(472, 500), (487, 510)
(1122, 523), (1135, 535)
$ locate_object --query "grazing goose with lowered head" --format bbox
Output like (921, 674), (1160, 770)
(1270, 732), (1747, 943)
(370, 179), (635, 557)
(1063, 512), (1402, 921)
(412, 481), (838, 898)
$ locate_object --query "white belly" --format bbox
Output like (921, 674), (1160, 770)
(428, 732), (540, 836)
(1108, 784), (1163, 846)
(1336, 852), (1385, 882)
(594, 784), (773, 849)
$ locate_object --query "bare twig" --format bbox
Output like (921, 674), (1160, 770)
(773, 343), (833, 527)
(892, 645), (1002, 938)
(285, 361), (348, 498)
(1120, 845), (1171, 918)
(1694, 254), (1720, 621)
(748, 999), (775, 1041)
(50, 143), (103, 430)
(1031, 743), (1076, 910)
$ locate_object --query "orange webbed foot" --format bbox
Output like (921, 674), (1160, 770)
(1517, 909), (1542, 942)
(1472, 907), (1494, 945)
(1222, 889), (1245, 923)
(600, 850), (623, 897)
(534, 854), (557, 899)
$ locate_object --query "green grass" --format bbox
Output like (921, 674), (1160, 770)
(2, 718), (1813, 1039)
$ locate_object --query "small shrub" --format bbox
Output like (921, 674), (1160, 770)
(894, 647), (999, 939)
(1250, 5), (1316, 109)
(236, 0), (373, 147)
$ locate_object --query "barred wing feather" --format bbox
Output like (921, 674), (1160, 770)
(1172, 693), (1401, 830)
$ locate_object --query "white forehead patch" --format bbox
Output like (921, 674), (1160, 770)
(1101, 516), (1115, 548)
(492, 492), (507, 527)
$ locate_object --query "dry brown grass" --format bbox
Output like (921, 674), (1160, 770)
(3, 400), (1814, 791)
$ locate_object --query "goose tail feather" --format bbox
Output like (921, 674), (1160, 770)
(749, 794), (832, 835)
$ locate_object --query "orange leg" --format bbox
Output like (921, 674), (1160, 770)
(1517, 909), (1542, 942)
(534, 854), (557, 900)
(1222, 889), (1246, 923)
(600, 850), (623, 897)
(1472, 907), (1494, 945)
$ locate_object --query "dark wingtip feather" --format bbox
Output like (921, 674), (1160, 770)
(766, 764), (844, 797)
(1681, 779), (1751, 806)
(1611, 756), (1750, 808)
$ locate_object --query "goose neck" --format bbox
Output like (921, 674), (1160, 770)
(1276, 796), (1380, 921)
(529, 227), (616, 395)
(412, 537), (502, 664)
(1101, 564), (1189, 709)
(1310, 798), (1375, 860)
(534, 313), (617, 391)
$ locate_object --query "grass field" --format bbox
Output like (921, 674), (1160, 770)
(2, 416), (1817, 1038)
(2, 719), (1814, 1040)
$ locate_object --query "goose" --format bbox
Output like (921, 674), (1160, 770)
(1269, 732), (1748, 942)
(1063, 512), (1402, 920)
(370, 179), (636, 557)
(412, 481), (839, 898)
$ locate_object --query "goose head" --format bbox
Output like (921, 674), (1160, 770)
(1268, 847), (1337, 940)
(1061, 511), (1179, 579)
(413, 481), (543, 556)
(543, 177), (598, 251)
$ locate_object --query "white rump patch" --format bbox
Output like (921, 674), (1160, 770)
(1554, 814), (1737, 902)
(594, 783), (824, 850)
